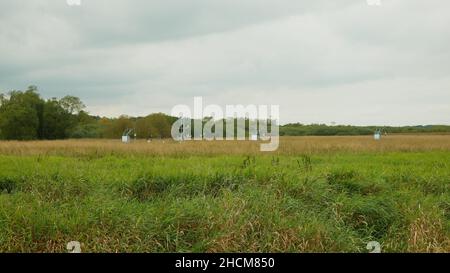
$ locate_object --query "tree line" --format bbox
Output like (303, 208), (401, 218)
(280, 123), (450, 136)
(1, 86), (449, 140)
(0, 86), (177, 140)
(0, 86), (86, 140)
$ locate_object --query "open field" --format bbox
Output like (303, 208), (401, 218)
(0, 136), (449, 252)
(1, 135), (450, 156)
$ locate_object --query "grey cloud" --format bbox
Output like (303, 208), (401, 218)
(0, 0), (449, 125)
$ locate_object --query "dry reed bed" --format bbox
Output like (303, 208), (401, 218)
(0, 135), (449, 156)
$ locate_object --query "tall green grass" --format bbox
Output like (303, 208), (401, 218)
(0, 152), (448, 252)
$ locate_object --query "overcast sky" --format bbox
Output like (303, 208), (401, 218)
(0, 0), (449, 125)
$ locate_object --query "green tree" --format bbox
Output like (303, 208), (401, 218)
(0, 86), (44, 140)
(144, 113), (175, 138)
(68, 111), (101, 138)
(59, 95), (85, 114)
(101, 115), (134, 138)
(41, 98), (72, 139)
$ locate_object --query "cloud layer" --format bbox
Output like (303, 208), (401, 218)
(0, 0), (449, 125)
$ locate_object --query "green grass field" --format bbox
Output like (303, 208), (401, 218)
(0, 137), (449, 253)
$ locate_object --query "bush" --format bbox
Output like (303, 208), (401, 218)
(0, 177), (17, 194)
